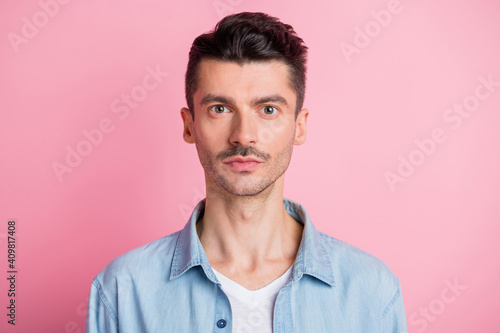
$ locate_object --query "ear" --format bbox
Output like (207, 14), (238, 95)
(294, 108), (309, 145)
(180, 107), (195, 144)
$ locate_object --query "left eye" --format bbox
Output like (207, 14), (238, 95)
(261, 105), (278, 115)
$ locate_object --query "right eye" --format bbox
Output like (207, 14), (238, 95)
(210, 105), (229, 114)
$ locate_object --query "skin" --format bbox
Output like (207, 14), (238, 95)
(180, 58), (309, 290)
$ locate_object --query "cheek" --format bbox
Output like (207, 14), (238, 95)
(258, 119), (295, 145)
(193, 121), (211, 143)
(194, 122), (227, 151)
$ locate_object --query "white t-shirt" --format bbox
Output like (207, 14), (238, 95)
(212, 265), (294, 333)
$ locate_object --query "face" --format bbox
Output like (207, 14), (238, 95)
(181, 59), (308, 197)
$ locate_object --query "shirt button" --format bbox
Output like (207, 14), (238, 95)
(217, 319), (227, 328)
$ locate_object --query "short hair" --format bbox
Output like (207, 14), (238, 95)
(185, 12), (308, 120)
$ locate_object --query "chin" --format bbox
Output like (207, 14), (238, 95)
(224, 189), (268, 197)
(220, 179), (274, 197)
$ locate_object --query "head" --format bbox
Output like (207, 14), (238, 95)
(181, 12), (309, 197)
(185, 12), (308, 120)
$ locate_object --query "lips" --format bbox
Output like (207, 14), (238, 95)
(223, 156), (263, 172)
(223, 156), (264, 163)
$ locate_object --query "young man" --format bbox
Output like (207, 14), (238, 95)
(85, 12), (407, 333)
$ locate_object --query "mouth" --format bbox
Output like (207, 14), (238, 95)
(223, 157), (264, 172)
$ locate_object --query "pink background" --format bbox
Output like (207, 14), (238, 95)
(1, 0), (499, 332)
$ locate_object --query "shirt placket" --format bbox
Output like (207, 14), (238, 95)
(273, 283), (295, 333)
(213, 283), (233, 332)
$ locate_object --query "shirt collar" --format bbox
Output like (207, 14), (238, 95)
(169, 197), (335, 287)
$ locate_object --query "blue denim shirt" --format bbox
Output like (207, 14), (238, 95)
(85, 198), (407, 332)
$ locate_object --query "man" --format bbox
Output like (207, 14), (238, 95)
(85, 12), (407, 333)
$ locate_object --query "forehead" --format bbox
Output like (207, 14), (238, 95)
(194, 59), (296, 107)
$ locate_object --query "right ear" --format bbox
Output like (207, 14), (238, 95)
(180, 107), (195, 144)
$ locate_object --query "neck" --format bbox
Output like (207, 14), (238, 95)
(197, 175), (303, 273)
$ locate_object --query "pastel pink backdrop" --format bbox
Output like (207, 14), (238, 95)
(1, 0), (499, 332)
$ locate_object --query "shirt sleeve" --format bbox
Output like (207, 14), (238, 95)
(382, 278), (408, 333)
(85, 278), (118, 333)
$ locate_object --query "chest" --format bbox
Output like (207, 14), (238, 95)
(211, 261), (294, 291)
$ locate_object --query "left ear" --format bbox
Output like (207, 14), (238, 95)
(294, 108), (309, 145)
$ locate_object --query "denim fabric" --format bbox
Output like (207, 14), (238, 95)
(85, 198), (407, 332)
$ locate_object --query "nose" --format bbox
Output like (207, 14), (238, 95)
(229, 111), (259, 146)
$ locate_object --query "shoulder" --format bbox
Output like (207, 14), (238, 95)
(86, 231), (182, 327)
(94, 230), (181, 287)
(318, 232), (406, 327)
(319, 231), (400, 295)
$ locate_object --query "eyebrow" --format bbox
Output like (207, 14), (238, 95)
(200, 93), (289, 107)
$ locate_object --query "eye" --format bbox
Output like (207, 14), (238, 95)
(261, 105), (278, 115)
(210, 105), (229, 114)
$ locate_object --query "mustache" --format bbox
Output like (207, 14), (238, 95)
(217, 146), (270, 161)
